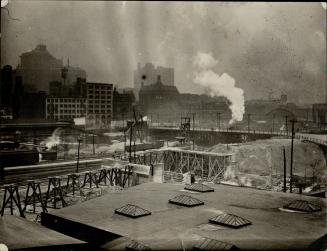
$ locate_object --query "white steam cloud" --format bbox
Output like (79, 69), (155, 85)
(193, 52), (245, 124)
(41, 128), (61, 150)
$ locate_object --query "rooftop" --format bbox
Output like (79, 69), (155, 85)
(0, 215), (83, 250)
(45, 182), (326, 250)
(20, 44), (56, 59)
(140, 76), (179, 93)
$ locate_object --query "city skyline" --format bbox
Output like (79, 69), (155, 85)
(1, 1), (326, 104)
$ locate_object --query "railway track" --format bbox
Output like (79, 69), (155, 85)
(1, 158), (103, 186)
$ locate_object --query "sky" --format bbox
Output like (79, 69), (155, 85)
(1, 1), (326, 104)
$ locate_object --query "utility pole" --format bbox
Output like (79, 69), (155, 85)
(129, 125), (133, 163)
(272, 114), (275, 133)
(283, 146), (286, 192)
(289, 119), (296, 193)
(217, 112), (221, 130)
(192, 113), (195, 151)
(92, 134), (95, 155)
(124, 130), (126, 158)
(247, 114), (251, 133)
(76, 136), (82, 173)
(122, 112), (125, 129)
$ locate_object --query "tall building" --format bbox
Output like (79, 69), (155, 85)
(113, 88), (135, 120)
(0, 65), (14, 108)
(86, 82), (113, 130)
(139, 75), (179, 114)
(10, 76), (47, 119)
(134, 62), (174, 100)
(16, 44), (86, 93)
(46, 77), (87, 121)
(46, 97), (86, 121)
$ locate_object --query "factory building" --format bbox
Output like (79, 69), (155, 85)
(86, 82), (113, 130)
(134, 62), (174, 100)
(113, 88), (135, 121)
(139, 75), (179, 115)
(45, 97), (87, 121)
(16, 44), (86, 93)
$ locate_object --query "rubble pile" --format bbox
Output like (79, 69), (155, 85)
(209, 138), (327, 190)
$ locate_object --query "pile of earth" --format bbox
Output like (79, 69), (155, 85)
(208, 138), (327, 190)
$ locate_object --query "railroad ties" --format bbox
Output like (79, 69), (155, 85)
(0, 163), (136, 217)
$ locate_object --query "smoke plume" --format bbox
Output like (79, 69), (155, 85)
(193, 52), (245, 124)
(41, 128), (61, 150)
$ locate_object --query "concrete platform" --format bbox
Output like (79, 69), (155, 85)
(42, 182), (327, 250)
(0, 215), (84, 250)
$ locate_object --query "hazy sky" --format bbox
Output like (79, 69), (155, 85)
(1, 1), (326, 104)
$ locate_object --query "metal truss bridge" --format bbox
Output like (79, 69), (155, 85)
(131, 148), (233, 182)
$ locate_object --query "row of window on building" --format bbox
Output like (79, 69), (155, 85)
(88, 93), (111, 97)
(48, 98), (85, 103)
(87, 85), (111, 90)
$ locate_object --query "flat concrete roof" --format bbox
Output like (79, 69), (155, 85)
(48, 182), (326, 250)
(0, 215), (83, 250)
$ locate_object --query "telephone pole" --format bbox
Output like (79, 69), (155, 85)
(217, 112), (221, 130)
(129, 125), (133, 163)
(272, 114), (275, 133)
(247, 114), (251, 133)
(289, 119), (296, 193)
(92, 134), (95, 155)
(192, 113), (195, 151)
(76, 136), (82, 173)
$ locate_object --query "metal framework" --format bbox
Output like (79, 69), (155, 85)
(163, 149), (231, 182)
(131, 148), (232, 182)
(0, 162), (140, 217)
(180, 117), (191, 140)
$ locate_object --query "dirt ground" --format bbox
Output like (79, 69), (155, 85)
(208, 138), (327, 190)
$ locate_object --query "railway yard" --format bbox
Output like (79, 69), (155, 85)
(0, 127), (327, 250)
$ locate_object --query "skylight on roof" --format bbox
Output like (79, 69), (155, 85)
(184, 183), (214, 192)
(209, 213), (251, 228)
(115, 204), (151, 218)
(169, 194), (204, 207)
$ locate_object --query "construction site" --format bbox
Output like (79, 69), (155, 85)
(0, 111), (326, 251)
(1, 1), (327, 251)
